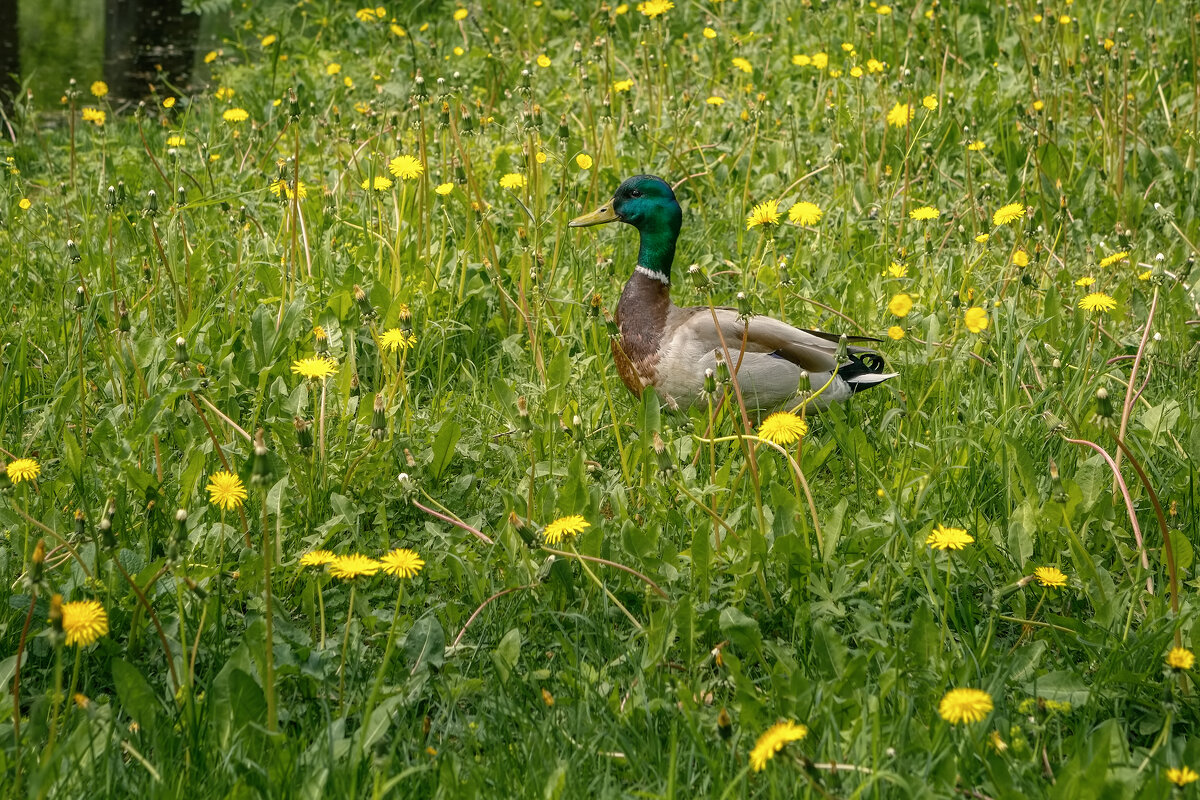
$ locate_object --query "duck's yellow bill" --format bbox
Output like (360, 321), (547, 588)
(569, 200), (619, 227)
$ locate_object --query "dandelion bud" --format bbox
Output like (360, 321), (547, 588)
(74, 509), (86, 537)
(184, 576), (208, 601)
(1051, 358), (1063, 387)
(604, 312), (620, 340)
(107, 184), (118, 211)
(75, 285), (86, 312)
(354, 284), (376, 320)
(28, 539), (46, 586)
(294, 416), (313, 451)
(396, 472), (416, 500)
(371, 393), (388, 441)
(704, 368), (716, 395)
(1095, 387), (1113, 419)
(460, 103), (474, 134)
(558, 114), (570, 141)
(778, 263), (793, 286)
(736, 292), (752, 319)
(146, 189), (158, 216)
(714, 350), (730, 384)
(717, 707), (733, 740)
(116, 180), (127, 205)
(313, 325), (328, 353)
(520, 68), (531, 93)
(174, 336), (189, 365)
(67, 239), (81, 263)
(250, 429), (272, 486)
(688, 264), (710, 292)
(288, 86), (301, 119)
(516, 396), (533, 432)
(99, 516), (116, 550)
(118, 301), (131, 333)
(349, 123), (358, 144)
(836, 334), (849, 361)
(49, 594), (65, 641)
(797, 370), (811, 393)
(951, 290), (961, 309)
(404, 448), (416, 467)
(177, 185), (187, 206)
(439, 101), (450, 127)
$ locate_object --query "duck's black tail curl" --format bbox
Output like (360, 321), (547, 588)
(841, 351), (899, 393)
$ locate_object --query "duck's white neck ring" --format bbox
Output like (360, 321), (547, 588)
(636, 264), (670, 285)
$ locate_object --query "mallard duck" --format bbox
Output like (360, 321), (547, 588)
(570, 175), (897, 412)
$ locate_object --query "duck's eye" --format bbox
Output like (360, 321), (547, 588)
(630, 189), (642, 197)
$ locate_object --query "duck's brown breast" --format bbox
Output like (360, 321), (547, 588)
(612, 270), (672, 396)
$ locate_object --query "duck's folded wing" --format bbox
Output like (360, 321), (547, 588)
(668, 306), (844, 373)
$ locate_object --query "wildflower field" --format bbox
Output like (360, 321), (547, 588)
(3, 0), (1200, 797)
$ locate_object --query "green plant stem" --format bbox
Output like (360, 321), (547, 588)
(338, 582), (357, 711)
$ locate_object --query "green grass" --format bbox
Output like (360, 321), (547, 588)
(2, 0), (1200, 797)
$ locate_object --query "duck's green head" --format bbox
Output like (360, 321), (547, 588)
(570, 175), (682, 277)
(570, 175), (681, 231)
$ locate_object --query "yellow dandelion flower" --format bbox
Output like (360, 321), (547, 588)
(329, 554), (381, 580)
(886, 102), (913, 127)
(7, 457), (41, 484)
(1033, 566), (1067, 588)
(299, 550), (336, 567)
(537, 54), (551, 68)
(975, 233), (989, 243)
(637, 0), (674, 19)
(499, 173), (526, 190)
(1012, 250), (1029, 267)
(81, 107), (106, 126)
(792, 54), (811, 66)
(326, 63), (342, 75)
(543, 514), (590, 545)
(361, 176), (393, 191)
(356, 7), (380, 21)
(746, 199), (781, 230)
(90, 81), (108, 98)
(705, 96), (725, 106)
(207, 470), (247, 511)
(19, 198), (31, 210)
(380, 328), (416, 353)
(731, 57), (753, 74)
(964, 307), (989, 333)
(167, 134), (186, 147)
(1168, 767), (1200, 787)
(215, 86), (234, 101)
(1138, 270), (1152, 281)
(811, 53), (828, 69)
(380, 547), (425, 578)
(886, 261), (907, 278)
(292, 356), (338, 380)
(703, 27), (717, 39)
(1098, 251), (1129, 267)
(1075, 276), (1095, 287)
(938, 688), (993, 724)
(992, 202), (1026, 226)
(388, 155), (423, 180)
(61, 600), (109, 647)
(1078, 292), (1117, 313)
(613, 79), (634, 93)
(926, 524), (974, 550)
(435, 182), (454, 195)
(877, 4), (892, 13)
(922, 94), (938, 110)
(223, 108), (249, 122)
(888, 293), (913, 317)
(260, 34), (277, 47)
(967, 140), (986, 151)
(758, 412), (808, 445)
(887, 325), (906, 340)
(1168, 647), (1196, 671)
(576, 153), (593, 170)
(269, 179), (308, 200)
(910, 206), (939, 221)
(866, 58), (884, 73)
(453, 7), (468, 20)
(788, 201), (822, 226)
(749, 721), (808, 772)
(205, 50), (219, 63)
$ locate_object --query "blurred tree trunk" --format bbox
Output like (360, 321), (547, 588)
(0, 0), (18, 111)
(104, 0), (199, 100)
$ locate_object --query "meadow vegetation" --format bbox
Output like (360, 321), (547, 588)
(2, 0), (1200, 797)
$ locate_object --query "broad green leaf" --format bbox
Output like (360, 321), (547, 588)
(404, 614), (446, 677)
(491, 627), (522, 683)
(112, 659), (161, 731)
(428, 418), (462, 481)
